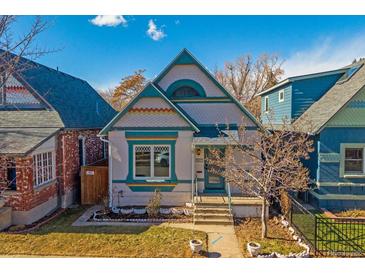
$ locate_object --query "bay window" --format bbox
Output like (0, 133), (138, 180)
(134, 145), (170, 179)
(33, 151), (55, 187)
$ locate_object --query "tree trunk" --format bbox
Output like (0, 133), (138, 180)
(261, 198), (268, 239)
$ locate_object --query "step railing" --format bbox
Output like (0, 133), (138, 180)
(226, 182), (232, 214)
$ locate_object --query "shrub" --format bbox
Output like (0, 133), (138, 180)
(147, 189), (162, 218)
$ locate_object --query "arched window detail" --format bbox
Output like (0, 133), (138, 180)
(172, 86), (199, 97)
(166, 79), (206, 98)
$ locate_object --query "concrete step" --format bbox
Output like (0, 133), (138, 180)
(194, 203), (229, 208)
(194, 207), (231, 214)
(194, 213), (233, 220)
(194, 218), (233, 225)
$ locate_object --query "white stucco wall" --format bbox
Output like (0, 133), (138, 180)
(109, 130), (194, 207)
(157, 64), (226, 97)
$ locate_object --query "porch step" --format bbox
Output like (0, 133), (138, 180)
(193, 196), (233, 225)
(194, 218), (233, 225)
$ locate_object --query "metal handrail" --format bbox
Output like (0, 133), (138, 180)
(227, 182), (232, 213)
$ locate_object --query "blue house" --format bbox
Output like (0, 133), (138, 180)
(259, 61), (365, 210)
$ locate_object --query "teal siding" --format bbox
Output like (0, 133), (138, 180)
(291, 73), (343, 120)
(261, 85), (292, 124)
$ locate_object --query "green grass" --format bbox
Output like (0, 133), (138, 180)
(234, 218), (304, 257)
(0, 207), (207, 258)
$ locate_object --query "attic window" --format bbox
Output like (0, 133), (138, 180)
(337, 64), (362, 84)
(172, 86), (200, 98)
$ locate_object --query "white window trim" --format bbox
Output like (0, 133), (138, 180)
(340, 143), (365, 178)
(279, 90), (284, 102)
(133, 144), (171, 180)
(264, 96), (269, 113)
(32, 150), (56, 187)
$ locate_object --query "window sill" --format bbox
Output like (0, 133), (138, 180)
(34, 179), (58, 192)
(343, 174), (365, 178)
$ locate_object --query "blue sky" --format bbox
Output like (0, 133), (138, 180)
(12, 16), (365, 91)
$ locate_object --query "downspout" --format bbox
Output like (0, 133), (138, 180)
(191, 143), (195, 204)
(99, 135), (112, 208)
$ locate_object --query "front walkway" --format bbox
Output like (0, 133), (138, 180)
(163, 222), (243, 258)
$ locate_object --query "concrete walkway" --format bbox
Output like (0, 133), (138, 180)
(163, 222), (243, 258)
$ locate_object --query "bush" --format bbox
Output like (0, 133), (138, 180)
(279, 190), (292, 217)
(147, 189), (162, 218)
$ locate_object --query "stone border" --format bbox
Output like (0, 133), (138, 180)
(72, 206), (192, 227)
(256, 215), (310, 258)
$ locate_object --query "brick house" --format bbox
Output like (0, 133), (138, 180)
(0, 53), (116, 225)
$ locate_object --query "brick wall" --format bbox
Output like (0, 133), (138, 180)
(1, 128), (104, 213)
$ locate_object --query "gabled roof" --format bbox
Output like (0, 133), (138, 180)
(1, 50), (117, 129)
(293, 62), (365, 134)
(0, 128), (59, 155)
(99, 82), (200, 135)
(257, 68), (348, 96)
(153, 49), (262, 129)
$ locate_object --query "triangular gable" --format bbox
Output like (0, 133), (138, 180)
(1, 74), (45, 108)
(153, 49), (262, 129)
(99, 82), (199, 135)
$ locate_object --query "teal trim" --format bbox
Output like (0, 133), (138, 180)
(166, 79), (206, 98)
(125, 131), (178, 139)
(153, 49), (263, 130)
(128, 186), (175, 192)
(99, 82), (199, 135)
(198, 124), (258, 130)
(126, 139), (177, 182)
(172, 97), (229, 103)
(112, 179), (191, 184)
(204, 148), (225, 190)
(112, 127), (193, 131)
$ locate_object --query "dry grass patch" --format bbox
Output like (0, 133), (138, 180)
(235, 218), (304, 257)
(335, 209), (365, 218)
(0, 207), (207, 258)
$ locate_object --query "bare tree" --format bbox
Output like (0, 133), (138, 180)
(111, 69), (146, 110)
(206, 118), (314, 238)
(215, 54), (284, 117)
(0, 16), (51, 91)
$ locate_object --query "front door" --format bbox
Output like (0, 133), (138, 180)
(204, 148), (225, 192)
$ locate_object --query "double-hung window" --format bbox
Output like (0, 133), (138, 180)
(279, 90), (284, 102)
(134, 145), (170, 179)
(344, 147), (364, 175)
(33, 151), (55, 187)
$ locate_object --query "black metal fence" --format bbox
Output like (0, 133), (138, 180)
(289, 197), (365, 257)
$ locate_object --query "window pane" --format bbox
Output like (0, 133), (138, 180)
(135, 146), (151, 177)
(345, 148), (363, 173)
(172, 86), (199, 97)
(154, 146), (170, 177)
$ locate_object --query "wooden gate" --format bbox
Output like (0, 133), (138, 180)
(81, 165), (108, 205)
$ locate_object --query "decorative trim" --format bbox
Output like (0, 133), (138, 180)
(112, 126), (193, 131)
(125, 131), (178, 139)
(166, 79), (206, 98)
(98, 82), (199, 136)
(319, 153), (340, 163)
(172, 97), (230, 103)
(112, 179), (191, 184)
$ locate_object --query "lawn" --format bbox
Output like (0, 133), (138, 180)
(234, 218), (304, 257)
(0, 207), (207, 258)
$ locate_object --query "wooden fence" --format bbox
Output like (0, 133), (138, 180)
(81, 165), (108, 205)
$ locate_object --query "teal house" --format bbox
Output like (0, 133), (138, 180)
(259, 61), (365, 210)
(99, 49), (262, 212)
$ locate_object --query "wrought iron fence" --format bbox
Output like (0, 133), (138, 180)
(288, 197), (365, 257)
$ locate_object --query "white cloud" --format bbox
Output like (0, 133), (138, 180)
(90, 15), (127, 27)
(146, 19), (166, 41)
(283, 34), (365, 77)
